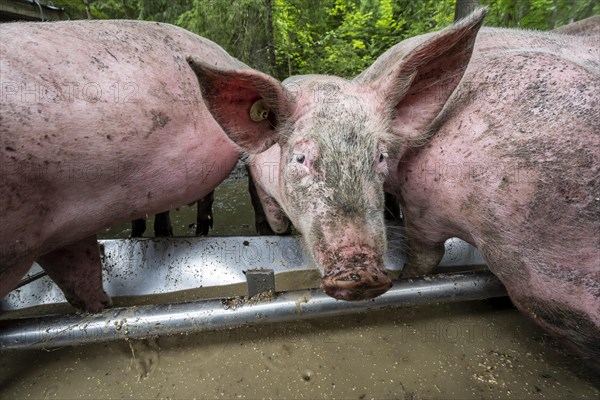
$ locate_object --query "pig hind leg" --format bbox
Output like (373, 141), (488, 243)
(131, 218), (147, 237)
(154, 211), (174, 237)
(247, 169), (274, 235)
(196, 191), (215, 236)
(37, 235), (112, 313)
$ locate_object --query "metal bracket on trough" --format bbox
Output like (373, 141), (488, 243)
(246, 269), (276, 297)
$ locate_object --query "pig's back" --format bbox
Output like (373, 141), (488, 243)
(426, 26), (599, 283)
(474, 27), (599, 72)
(0, 21), (243, 254)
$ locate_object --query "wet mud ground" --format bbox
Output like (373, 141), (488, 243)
(1, 177), (599, 398)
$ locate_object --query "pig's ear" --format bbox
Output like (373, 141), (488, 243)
(356, 8), (486, 145)
(187, 57), (289, 153)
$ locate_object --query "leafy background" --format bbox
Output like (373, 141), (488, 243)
(51, 0), (599, 79)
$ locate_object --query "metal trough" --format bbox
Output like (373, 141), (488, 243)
(0, 234), (501, 350)
(0, 270), (505, 350)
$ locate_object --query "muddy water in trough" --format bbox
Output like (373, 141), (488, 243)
(1, 177), (599, 398)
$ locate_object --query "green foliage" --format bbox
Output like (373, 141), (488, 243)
(273, 0), (456, 78)
(49, 0), (598, 79)
(176, 0), (275, 74)
(51, 0), (137, 19)
(481, 0), (600, 30)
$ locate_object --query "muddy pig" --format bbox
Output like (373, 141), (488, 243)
(553, 15), (600, 37)
(190, 9), (599, 368)
(0, 20), (284, 312)
(379, 12), (599, 367)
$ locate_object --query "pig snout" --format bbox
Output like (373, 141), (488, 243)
(320, 252), (392, 301)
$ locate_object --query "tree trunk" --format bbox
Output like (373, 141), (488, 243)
(266, 0), (277, 77)
(81, 0), (92, 19)
(454, 0), (480, 22)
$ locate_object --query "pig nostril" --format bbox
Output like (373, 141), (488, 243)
(337, 273), (361, 282)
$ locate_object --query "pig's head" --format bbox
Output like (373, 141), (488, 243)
(187, 9), (485, 300)
(269, 75), (396, 301)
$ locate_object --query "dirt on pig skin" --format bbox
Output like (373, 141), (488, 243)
(0, 20), (279, 311)
(222, 9), (600, 370)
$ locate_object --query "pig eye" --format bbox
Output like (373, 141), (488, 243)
(295, 154), (306, 164)
(379, 152), (388, 163)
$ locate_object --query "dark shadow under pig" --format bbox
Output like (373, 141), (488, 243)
(131, 192), (214, 238)
(130, 164), (287, 238)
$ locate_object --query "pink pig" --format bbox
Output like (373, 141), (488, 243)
(0, 20), (281, 312)
(190, 9), (599, 369)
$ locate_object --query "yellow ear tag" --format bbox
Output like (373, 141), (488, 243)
(250, 99), (269, 122)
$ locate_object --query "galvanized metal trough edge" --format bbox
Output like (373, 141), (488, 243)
(0, 270), (506, 351)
